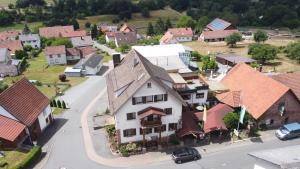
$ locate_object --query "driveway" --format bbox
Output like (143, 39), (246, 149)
(93, 41), (117, 56)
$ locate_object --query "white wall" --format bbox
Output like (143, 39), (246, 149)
(175, 36), (192, 42)
(0, 106), (18, 121)
(182, 90), (208, 105)
(47, 53), (67, 65)
(85, 60), (103, 75)
(114, 79), (183, 144)
(22, 39), (41, 48)
(66, 55), (81, 61)
(37, 104), (52, 131)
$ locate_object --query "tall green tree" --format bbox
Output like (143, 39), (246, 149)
(164, 18), (172, 31)
(155, 17), (165, 35)
(284, 42), (300, 63)
(254, 30), (268, 43)
(23, 24), (31, 34)
(248, 43), (278, 64)
(0, 81), (8, 93)
(176, 15), (195, 29)
(225, 33), (242, 47)
(223, 112), (239, 130)
(195, 16), (210, 33)
(141, 7), (150, 18)
(71, 18), (79, 30)
(15, 50), (28, 60)
(146, 22), (155, 36)
(91, 24), (99, 39)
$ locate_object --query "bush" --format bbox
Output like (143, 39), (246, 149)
(52, 100), (57, 107)
(62, 101), (67, 109)
(119, 145), (129, 157)
(97, 35), (106, 44)
(107, 41), (116, 49)
(105, 125), (116, 137)
(169, 134), (180, 145)
(126, 143), (137, 152)
(34, 81), (42, 86)
(11, 146), (41, 169)
(85, 21), (91, 28)
(57, 100), (62, 108)
(0, 161), (8, 168)
(59, 74), (67, 82)
(223, 112), (239, 130)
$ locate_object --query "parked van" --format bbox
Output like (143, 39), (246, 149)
(275, 122), (300, 140)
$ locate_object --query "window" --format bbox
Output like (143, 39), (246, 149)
(133, 97), (143, 105)
(196, 93), (205, 99)
(147, 82), (151, 88)
(49, 55), (53, 58)
(154, 125), (166, 133)
(182, 94), (191, 100)
(164, 108), (172, 115)
(58, 54), (61, 58)
(146, 95), (153, 103)
(126, 112), (136, 120)
(278, 102), (286, 116)
(168, 123), (178, 131)
(140, 128), (152, 135)
(154, 94), (164, 102)
(123, 128), (136, 137)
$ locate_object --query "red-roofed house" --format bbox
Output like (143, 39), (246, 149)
(119, 23), (136, 33)
(218, 63), (300, 128)
(160, 28), (193, 45)
(0, 40), (23, 56)
(39, 25), (74, 38)
(61, 30), (87, 38)
(0, 78), (53, 147)
(44, 45), (67, 65)
(0, 30), (21, 41)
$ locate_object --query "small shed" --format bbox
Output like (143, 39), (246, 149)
(216, 53), (255, 66)
(64, 67), (82, 77)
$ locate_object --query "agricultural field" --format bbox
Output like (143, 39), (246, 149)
(3, 52), (87, 98)
(0, 22), (43, 32)
(78, 8), (183, 34)
(184, 38), (300, 73)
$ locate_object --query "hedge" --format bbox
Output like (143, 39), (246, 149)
(11, 146), (41, 169)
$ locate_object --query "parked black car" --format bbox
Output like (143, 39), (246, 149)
(172, 147), (201, 164)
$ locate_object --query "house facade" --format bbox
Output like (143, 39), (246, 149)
(160, 28), (193, 45)
(0, 78), (53, 147)
(44, 45), (67, 65)
(19, 34), (41, 48)
(106, 50), (186, 144)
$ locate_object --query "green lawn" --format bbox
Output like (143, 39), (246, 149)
(3, 52), (87, 98)
(0, 149), (29, 169)
(0, 22), (43, 33)
(78, 8), (183, 34)
(52, 107), (65, 115)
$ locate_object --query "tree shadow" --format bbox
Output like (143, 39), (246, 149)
(265, 61), (282, 67)
(97, 66), (109, 76)
(250, 137), (263, 143)
(37, 118), (68, 146)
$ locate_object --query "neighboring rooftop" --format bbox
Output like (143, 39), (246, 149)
(206, 18), (232, 31)
(201, 29), (239, 40)
(82, 53), (103, 68)
(71, 36), (93, 47)
(19, 34), (40, 41)
(272, 71), (300, 102)
(39, 25), (74, 38)
(44, 45), (66, 55)
(119, 23), (136, 32)
(168, 27), (193, 37)
(0, 40), (23, 54)
(0, 30), (21, 41)
(220, 63), (289, 119)
(0, 48), (10, 63)
(216, 53), (256, 65)
(115, 32), (137, 46)
(61, 30), (87, 38)
(216, 90), (241, 108)
(0, 115), (26, 142)
(0, 78), (50, 126)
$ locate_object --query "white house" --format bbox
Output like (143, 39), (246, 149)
(0, 48), (10, 64)
(106, 50), (186, 144)
(160, 28), (193, 45)
(132, 44), (195, 73)
(74, 53), (103, 75)
(44, 45), (67, 65)
(19, 34), (41, 48)
(0, 78), (53, 147)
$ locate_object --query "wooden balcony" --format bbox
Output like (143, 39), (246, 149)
(141, 119), (162, 127)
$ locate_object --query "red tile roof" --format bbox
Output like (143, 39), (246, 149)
(0, 30), (21, 41)
(39, 25), (74, 38)
(216, 90), (241, 108)
(105, 32), (115, 37)
(168, 27), (193, 37)
(0, 78), (50, 126)
(119, 23), (136, 33)
(66, 48), (80, 56)
(79, 47), (97, 58)
(178, 111), (203, 138)
(0, 115), (26, 142)
(160, 31), (175, 44)
(202, 104), (234, 133)
(0, 40), (23, 54)
(220, 63), (289, 119)
(44, 45), (66, 55)
(61, 30), (87, 38)
(272, 72), (300, 101)
(201, 29), (239, 40)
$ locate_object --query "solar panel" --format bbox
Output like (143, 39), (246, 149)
(208, 18), (229, 31)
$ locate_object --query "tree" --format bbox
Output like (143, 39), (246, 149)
(62, 101), (67, 109)
(248, 43), (278, 64)
(23, 24), (31, 34)
(48, 38), (73, 48)
(191, 51), (202, 61)
(223, 112), (239, 130)
(176, 15), (195, 29)
(52, 100), (57, 107)
(91, 24), (99, 39)
(254, 30), (268, 43)
(164, 18), (172, 31)
(85, 21), (91, 28)
(225, 33), (242, 47)
(285, 41), (300, 63)
(57, 100), (62, 108)
(71, 18), (79, 30)
(195, 16), (210, 33)
(59, 74), (67, 82)
(23, 45), (33, 52)
(146, 22), (155, 36)
(155, 17), (165, 35)
(15, 50), (28, 60)
(0, 81), (8, 93)
(201, 56), (218, 71)
(141, 8), (150, 18)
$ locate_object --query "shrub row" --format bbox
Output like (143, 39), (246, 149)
(11, 146), (41, 169)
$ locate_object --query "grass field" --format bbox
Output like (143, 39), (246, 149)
(0, 149), (29, 169)
(0, 22), (43, 33)
(78, 8), (183, 34)
(3, 52), (87, 98)
(183, 39), (300, 73)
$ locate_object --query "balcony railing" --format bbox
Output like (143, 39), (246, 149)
(141, 119), (162, 127)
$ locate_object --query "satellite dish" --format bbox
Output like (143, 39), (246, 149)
(196, 106), (204, 111)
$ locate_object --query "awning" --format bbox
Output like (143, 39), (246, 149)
(177, 111), (203, 138)
(138, 107), (166, 119)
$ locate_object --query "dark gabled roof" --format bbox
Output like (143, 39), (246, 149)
(216, 53), (256, 64)
(106, 50), (186, 113)
(0, 78), (50, 126)
(82, 54), (103, 68)
(115, 32), (137, 45)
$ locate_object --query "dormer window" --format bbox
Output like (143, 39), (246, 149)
(147, 82), (151, 88)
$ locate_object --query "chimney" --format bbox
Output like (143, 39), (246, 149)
(112, 53), (121, 68)
(259, 64), (263, 72)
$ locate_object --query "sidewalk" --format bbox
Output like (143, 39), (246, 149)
(80, 85), (278, 167)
